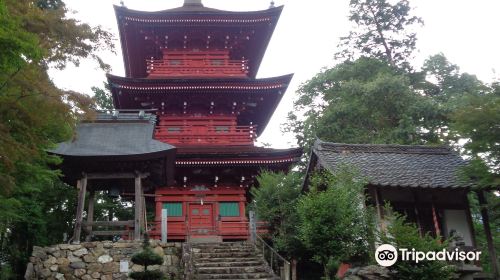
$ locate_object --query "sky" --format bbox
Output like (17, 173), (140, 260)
(50, 0), (500, 148)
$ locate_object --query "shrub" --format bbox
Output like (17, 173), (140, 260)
(129, 234), (164, 280)
(381, 211), (455, 280)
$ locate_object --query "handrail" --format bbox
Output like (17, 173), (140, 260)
(253, 234), (291, 280)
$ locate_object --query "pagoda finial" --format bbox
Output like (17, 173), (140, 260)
(269, 1), (275, 8)
(184, 0), (203, 7)
(120, 0), (125, 6)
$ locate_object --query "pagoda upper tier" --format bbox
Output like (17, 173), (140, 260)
(114, 3), (283, 79)
(107, 74), (293, 136)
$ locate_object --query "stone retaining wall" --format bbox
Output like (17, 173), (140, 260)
(24, 240), (182, 280)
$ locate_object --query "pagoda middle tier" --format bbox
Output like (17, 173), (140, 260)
(107, 74), (293, 139)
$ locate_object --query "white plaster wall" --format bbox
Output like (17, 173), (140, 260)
(443, 209), (473, 246)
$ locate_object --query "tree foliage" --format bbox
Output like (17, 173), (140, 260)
(251, 171), (304, 259)
(297, 168), (375, 279)
(0, 0), (113, 277)
(92, 82), (114, 110)
(336, 0), (423, 69)
(286, 57), (441, 151)
(130, 234), (164, 280)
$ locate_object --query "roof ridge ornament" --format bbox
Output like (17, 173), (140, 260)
(183, 0), (203, 7)
(269, 1), (275, 8)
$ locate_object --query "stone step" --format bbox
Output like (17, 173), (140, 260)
(195, 257), (263, 263)
(196, 272), (275, 279)
(196, 260), (265, 267)
(194, 248), (257, 254)
(192, 242), (253, 248)
(194, 251), (257, 258)
(197, 265), (268, 274)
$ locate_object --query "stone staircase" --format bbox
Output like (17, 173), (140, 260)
(191, 242), (278, 280)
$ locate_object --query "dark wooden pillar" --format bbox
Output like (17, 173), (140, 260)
(374, 186), (385, 232)
(85, 190), (95, 242)
(134, 174), (142, 240)
(412, 191), (423, 236)
(73, 175), (87, 244)
(476, 190), (499, 278)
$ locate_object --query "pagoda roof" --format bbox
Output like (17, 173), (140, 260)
(107, 74), (293, 135)
(304, 139), (473, 190)
(113, 4), (284, 78)
(175, 146), (302, 167)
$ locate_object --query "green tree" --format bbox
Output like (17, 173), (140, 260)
(0, 0), (113, 277)
(92, 82), (114, 110)
(286, 57), (440, 152)
(250, 171), (304, 259)
(336, 0), (423, 69)
(297, 168), (374, 279)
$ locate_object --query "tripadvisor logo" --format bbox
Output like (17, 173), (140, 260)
(375, 244), (481, 267)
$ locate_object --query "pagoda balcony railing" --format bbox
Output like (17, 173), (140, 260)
(146, 58), (249, 78)
(154, 124), (257, 145)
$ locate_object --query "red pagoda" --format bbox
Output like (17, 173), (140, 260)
(107, 0), (301, 241)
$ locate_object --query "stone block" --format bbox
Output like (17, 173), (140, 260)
(87, 263), (102, 273)
(57, 258), (70, 266)
(100, 274), (113, 280)
(68, 254), (82, 263)
(91, 247), (106, 258)
(83, 254), (96, 263)
(73, 248), (89, 257)
(131, 264), (144, 272)
(74, 268), (87, 277)
(83, 242), (96, 248)
(91, 271), (101, 279)
(97, 254), (113, 264)
(69, 261), (86, 269)
(41, 268), (52, 277)
(102, 262), (118, 273)
(153, 246), (165, 257)
(49, 265), (58, 272)
(45, 256), (57, 266)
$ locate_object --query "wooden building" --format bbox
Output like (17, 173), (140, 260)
(303, 139), (498, 278)
(54, 0), (301, 242)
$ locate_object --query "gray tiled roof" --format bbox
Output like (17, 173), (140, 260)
(51, 112), (174, 157)
(313, 140), (471, 189)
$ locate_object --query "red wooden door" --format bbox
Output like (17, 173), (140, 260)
(189, 204), (214, 235)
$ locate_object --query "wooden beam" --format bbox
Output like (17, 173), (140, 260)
(134, 174), (142, 240)
(85, 191), (95, 242)
(73, 175), (87, 244)
(120, 193), (159, 197)
(82, 220), (134, 227)
(92, 230), (129, 236)
(142, 195), (147, 232)
(86, 172), (150, 180)
(477, 190), (499, 279)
